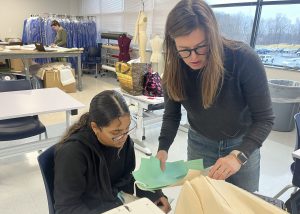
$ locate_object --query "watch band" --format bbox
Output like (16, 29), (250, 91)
(230, 150), (248, 165)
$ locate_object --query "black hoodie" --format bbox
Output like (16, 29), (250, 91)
(54, 127), (163, 214)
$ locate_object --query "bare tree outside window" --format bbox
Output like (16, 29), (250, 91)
(214, 9), (254, 44)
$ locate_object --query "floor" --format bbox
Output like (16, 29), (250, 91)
(0, 73), (297, 213)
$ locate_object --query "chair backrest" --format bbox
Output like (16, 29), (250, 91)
(292, 113), (300, 187)
(294, 113), (300, 151)
(29, 64), (42, 75)
(88, 47), (101, 58)
(0, 79), (32, 92)
(37, 145), (56, 214)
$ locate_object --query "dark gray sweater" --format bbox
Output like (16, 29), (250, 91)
(158, 43), (274, 158)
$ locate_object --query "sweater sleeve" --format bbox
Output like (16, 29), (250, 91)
(55, 29), (67, 47)
(235, 45), (274, 157)
(54, 142), (122, 214)
(158, 89), (182, 152)
(116, 138), (164, 202)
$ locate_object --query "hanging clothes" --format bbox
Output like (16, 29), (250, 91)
(22, 16), (97, 67)
(22, 16), (97, 48)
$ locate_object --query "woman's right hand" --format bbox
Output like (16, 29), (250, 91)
(156, 150), (168, 171)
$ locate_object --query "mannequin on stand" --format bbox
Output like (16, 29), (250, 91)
(133, 8), (148, 63)
(150, 34), (164, 76)
(118, 33), (132, 62)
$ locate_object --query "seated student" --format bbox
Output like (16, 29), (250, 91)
(54, 90), (171, 214)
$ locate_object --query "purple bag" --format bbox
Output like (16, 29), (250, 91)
(143, 67), (163, 97)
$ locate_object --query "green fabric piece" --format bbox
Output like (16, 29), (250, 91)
(185, 159), (204, 170)
(133, 157), (204, 190)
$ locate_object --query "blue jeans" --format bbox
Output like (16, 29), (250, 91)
(187, 128), (260, 192)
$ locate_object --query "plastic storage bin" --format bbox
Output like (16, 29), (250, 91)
(268, 79), (300, 132)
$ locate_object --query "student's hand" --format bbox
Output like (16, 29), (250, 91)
(156, 150), (168, 171)
(155, 196), (171, 213)
(208, 154), (241, 180)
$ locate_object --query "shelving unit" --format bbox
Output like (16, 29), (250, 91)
(100, 32), (125, 73)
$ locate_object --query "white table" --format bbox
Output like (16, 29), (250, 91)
(292, 149), (300, 159)
(0, 49), (83, 90)
(0, 87), (85, 158)
(118, 90), (164, 156)
(104, 198), (164, 214)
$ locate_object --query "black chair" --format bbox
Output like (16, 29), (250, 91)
(0, 79), (47, 141)
(274, 112), (300, 199)
(83, 47), (102, 78)
(37, 145), (56, 214)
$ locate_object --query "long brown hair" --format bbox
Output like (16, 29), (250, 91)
(163, 0), (226, 109)
(60, 90), (130, 143)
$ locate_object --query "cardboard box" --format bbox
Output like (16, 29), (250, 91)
(44, 69), (76, 93)
(10, 59), (24, 72)
(10, 59), (36, 72)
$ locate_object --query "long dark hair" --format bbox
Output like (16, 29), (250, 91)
(163, 0), (227, 109)
(60, 90), (130, 143)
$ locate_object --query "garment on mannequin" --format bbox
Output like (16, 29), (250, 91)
(150, 35), (164, 75)
(150, 35), (163, 63)
(118, 34), (131, 62)
(133, 11), (148, 63)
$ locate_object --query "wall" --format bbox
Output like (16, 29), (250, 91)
(0, 0), (82, 40)
(266, 67), (300, 82)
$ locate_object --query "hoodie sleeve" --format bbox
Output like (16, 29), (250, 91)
(117, 138), (164, 202)
(54, 142), (122, 214)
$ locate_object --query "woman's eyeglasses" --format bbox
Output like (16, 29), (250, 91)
(177, 44), (208, 58)
(111, 120), (137, 142)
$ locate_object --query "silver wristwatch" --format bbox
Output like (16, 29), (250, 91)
(230, 150), (248, 165)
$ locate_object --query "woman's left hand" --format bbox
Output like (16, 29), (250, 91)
(155, 196), (171, 213)
(208, 154), (241, 180)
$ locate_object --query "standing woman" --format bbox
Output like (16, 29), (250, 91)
(156, 0), (274, 193)
(54, 90), (170, 214)
(51, 20), (67, 47)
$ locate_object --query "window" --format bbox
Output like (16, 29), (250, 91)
(256, 4), (300, 69)
(81, 0), (100, 15)
(152, 0), (180, 35)
(213, 6), (256, 44)
(123, 0), (154, 39)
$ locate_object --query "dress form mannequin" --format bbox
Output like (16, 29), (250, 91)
(150, 35), (164, 75)
(118, 34), (131, 62)
(133, 11), (147, 63)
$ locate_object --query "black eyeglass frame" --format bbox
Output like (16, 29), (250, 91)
(176, 44), (209, 59)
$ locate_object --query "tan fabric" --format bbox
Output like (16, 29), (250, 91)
(175, 176), (288, 214)
(171, 169), (202, 187)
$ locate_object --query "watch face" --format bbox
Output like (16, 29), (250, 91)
(237, 152), (248, 164)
